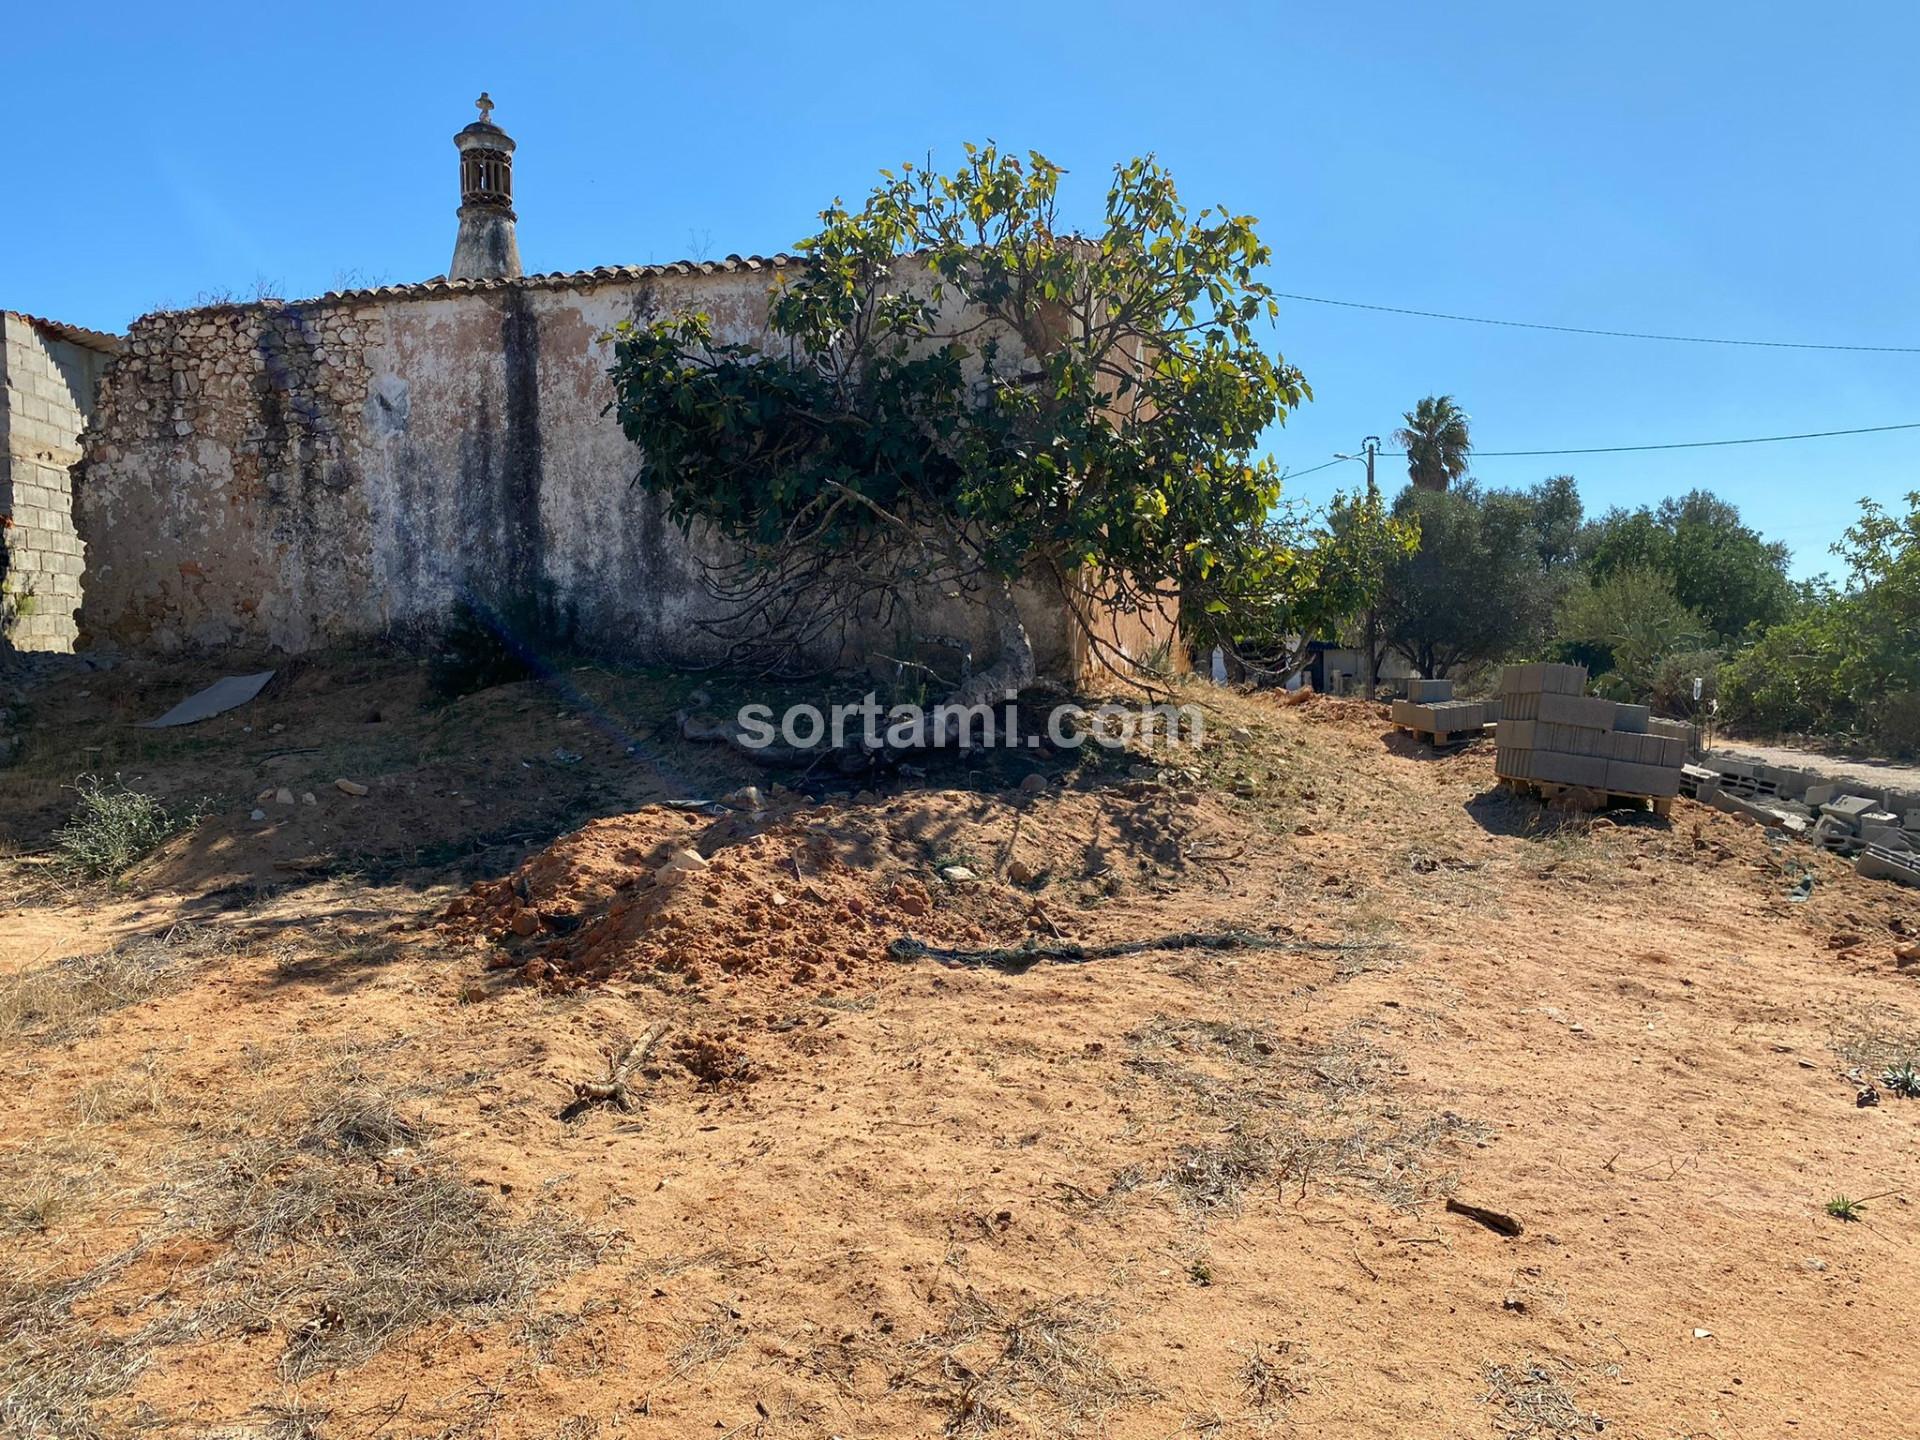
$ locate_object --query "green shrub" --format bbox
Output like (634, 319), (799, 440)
(52, 776), (198, 882)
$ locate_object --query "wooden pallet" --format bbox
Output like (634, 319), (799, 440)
(1395, 722), (1493, 749)
(1499, 776), (1673, 819)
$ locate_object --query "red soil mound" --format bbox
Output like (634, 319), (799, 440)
(439, 800), (1040, 1002)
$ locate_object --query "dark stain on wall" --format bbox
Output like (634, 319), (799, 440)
(498, 288), (545, 598)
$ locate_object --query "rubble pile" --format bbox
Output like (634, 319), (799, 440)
(1683, 759), (1920, 886)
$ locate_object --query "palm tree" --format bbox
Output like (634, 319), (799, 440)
(1394, 395), (1472, 492)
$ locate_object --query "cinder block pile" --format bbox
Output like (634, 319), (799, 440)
(1493, 663), (1690, 798)
(1389, 678), (1501, 740)
(1677, 756), (1919, 886)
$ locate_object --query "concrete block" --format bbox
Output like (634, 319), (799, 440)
(1532, 751), (1609, 788)
(1541, 663), (1588, 694)
(1407, 678), (1453, 702)
(1538, 692), (1618, 730)
(1498, 718), (1537, 750)
(1611, 703), (1650, 734)
(1390, 700), (1430, 729)
(1606, 760), (1682, 798)
(1495, 747), (1533, 781)
(1821, 795), (1879, 824)
(1498, 662), (1542, 695)
(1862, 824), (1914, 851)
(1502, 691), (1540, 722)
(1803, 783), (1840, 808)
(1857, 846), (1920, 887)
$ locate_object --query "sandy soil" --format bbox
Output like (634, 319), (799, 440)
(3, 657), (1917, 1439)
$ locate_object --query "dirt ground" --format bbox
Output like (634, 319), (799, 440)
(2, 652), (1917, 1439)
(1709, 735), (1920, 796)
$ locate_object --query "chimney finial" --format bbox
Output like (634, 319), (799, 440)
(449, 95), (522, 281)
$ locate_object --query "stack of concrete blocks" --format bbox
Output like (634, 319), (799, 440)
(1389, 677), (1501, 740)
(1493, 663), (1687, 798)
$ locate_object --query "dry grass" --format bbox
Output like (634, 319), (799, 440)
(0, 1249), (156, 1439)
(919, 1290), (1147, 1437)
(0, 1075), (613, 1436)
(164, 1083), (609, 1379)
(1482, 1359), (1602, 1438)
(0, 925), (228, 1044)
(1831, 1006), (1920, 1076)
(1126, 1013), (1482, 1213)
(669, 1300), (748, 1378)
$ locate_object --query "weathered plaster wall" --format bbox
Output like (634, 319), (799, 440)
(1, 314), (115, 652)
(76, 269), (1174, 678)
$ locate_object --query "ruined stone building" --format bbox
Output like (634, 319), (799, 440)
(14, 101), (1173, 675)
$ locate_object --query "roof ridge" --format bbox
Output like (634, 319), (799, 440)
(3, 310), (123, 354)
(127, 254), (807, 325)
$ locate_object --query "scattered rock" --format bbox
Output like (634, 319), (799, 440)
(721, 785), (766, 812)
(335, 778), (369, 796)
(275, 787), (294, 805)
(1007, 858), (1041, 886)
(656, 848), (710, 886)
(256, 788), (275, 803)
(1018, 773), (1048, 795)
(1828, 931), (1863, 950)
(300, 791), (317, 806)
(509, 911), (540, 937)
(1895, 942), (1920, 967)
(249, 808), (267, 822)
(1857, 1084), (1881, 1108)
(939, 865), (978, 884)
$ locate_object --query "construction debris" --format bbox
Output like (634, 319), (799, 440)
(1492, 664), (1690, 813)
(136, 670), (275, 728)
(1677, 756), (1920, 885)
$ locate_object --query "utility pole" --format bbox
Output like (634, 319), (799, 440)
(1359, 436), (1381, 698)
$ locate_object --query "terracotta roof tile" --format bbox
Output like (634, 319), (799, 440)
(297, 253), (803, 308)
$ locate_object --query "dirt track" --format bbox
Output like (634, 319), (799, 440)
(3, 661), (1917, 1438)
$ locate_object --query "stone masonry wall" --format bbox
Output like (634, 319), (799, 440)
(2, 315), (114, 652)
(75, 269), (1131, 676)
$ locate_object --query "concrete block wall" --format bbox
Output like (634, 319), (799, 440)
(2, 314), (117, 652)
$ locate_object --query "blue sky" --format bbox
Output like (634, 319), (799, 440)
(9, 1), (1916, 579)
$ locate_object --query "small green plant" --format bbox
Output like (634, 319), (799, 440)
(1881, 1063), (1920, 1099)
(1186, 1258), (1214, 1286)
(1825, 1189), (1899, 1222)
(52, 775), (198, 882)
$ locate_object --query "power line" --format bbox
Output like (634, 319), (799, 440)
(1395, 420), (1920, 458)
(1286, 419), (1920, 474)
(1274, 292), (1920, 354)
(1280, 457), (1353, 480)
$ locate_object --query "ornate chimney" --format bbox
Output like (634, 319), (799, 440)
(450, 93), (522, 280)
